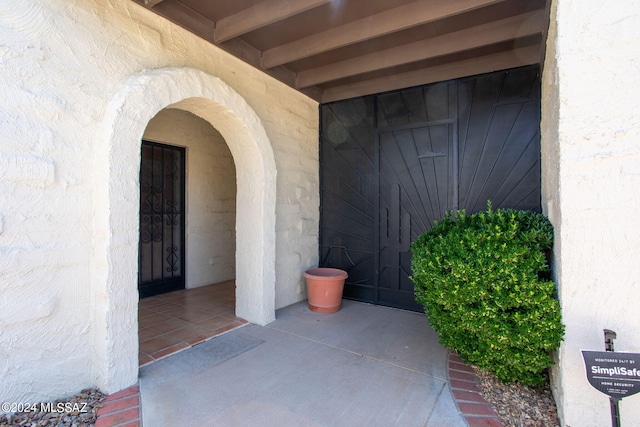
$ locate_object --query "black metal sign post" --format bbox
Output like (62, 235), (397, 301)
(611, 398), (620, 427)
(582, 350), (640, 427)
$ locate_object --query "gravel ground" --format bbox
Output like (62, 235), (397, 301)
(473, 367), (560, 427)
(0, 389), (105, 427)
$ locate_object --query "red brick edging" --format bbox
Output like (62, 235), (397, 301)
(95, 385), (141, 427)
(448, 353), (503, 427)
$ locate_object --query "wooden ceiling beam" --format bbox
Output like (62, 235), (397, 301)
(296, 9), (546, 89)
(262, 0), (506, 69)
(144, 0), (165, 6)
(321, 44), (541, 103)
(150, 0), (215, 41)
(217, 38), (323, 102)
(214, 0), (333, 43)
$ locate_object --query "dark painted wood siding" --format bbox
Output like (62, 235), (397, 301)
(320, 65), (541, 311)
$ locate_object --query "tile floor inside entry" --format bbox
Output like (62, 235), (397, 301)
(138, 280), (247, 366)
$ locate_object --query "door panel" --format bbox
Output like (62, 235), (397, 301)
(457, 67), (541, 213)
(321, 96), (377, 302)
(377, 122), (455, 310)
(138, 141), (185, 298)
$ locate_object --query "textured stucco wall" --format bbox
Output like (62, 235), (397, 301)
(542, 0), (640, 425)
(0, 0), (318, 402)
(144, 109), (237, 288)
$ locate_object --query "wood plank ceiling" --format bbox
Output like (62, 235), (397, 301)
(132, 0), (550, 103)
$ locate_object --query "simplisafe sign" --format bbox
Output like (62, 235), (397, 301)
(582, 350), (640, 400)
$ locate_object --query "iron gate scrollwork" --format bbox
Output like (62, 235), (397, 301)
(138, 140), (185, 298)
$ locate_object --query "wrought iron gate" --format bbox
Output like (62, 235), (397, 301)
(138, 141), (185, 298)
(320, 65), (541, 311)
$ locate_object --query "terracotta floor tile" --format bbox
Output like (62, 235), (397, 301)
(154, 304), (189, 318)
(196, 298), (235, 310)
(146, 302), (182, 313)
(138, 297), (164, 309)
(158, 292), (187, 301)
(139, 352), (153, 366)
(174, 309), (215, 323)
(211, 320), (246, 336)
(137, 280), (244, 366)
(196, 316), (238, 331)
(139, 312), (172, 325)
(147, 317), (192, 334)
(200, 304), (235, 317)
(185, 333), (216, 346)
(167, 324), (212, 342)
(178, 299), (218, 311)
(150, 342), (190, 360)
(138, 327), (158, 342)
(138, 307), (156, 319)
(140, 334), (184, 355)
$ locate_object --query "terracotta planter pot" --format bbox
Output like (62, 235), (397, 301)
(304, 268), (348, 313)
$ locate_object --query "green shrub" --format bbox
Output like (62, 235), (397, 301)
(410, 202), (564, 386)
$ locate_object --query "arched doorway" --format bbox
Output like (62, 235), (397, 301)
(93, 67), (277, 393)
(137, 108), (243, 365)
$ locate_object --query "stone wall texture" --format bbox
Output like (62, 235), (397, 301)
(542, 0), (640, 425)
(0, 0), (318, 402)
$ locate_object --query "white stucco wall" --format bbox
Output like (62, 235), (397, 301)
(542, 0), (640, 425)
(144, 109), (237, 288)
(0, 0), (318, 403)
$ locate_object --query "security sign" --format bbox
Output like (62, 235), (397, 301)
(582, 350), (640, 400)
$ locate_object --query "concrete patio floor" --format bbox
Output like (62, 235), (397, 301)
(139, 299), (469, 427)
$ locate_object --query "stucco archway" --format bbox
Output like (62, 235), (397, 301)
(93, 67), (276, 393)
